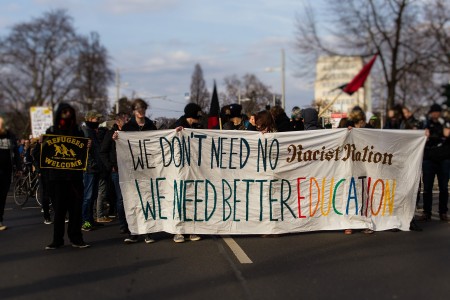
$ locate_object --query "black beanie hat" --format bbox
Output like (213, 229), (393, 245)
(229, 104), (242, 118)
(184, 103), (202, 119)
(429, 103), (442, 113)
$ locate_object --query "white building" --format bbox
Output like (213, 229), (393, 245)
(315, 56), (372, 125)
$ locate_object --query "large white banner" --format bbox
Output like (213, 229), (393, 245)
(116, 129), (426, 235)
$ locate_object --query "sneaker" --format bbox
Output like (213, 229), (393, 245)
(96, 216), (113, 223)
(439, 213), (448, 221)
(44, 218), (53, 225)
(173, 234), (185, 243)
(81, 221), (94, 231)
(362, 229), (374, 234)
(0, 222), (7, 231)
(144, 234), (155, 244)
(189, 234), (201, 241)
(65, 218), (69, 223)
(72, 242), (90, 249)
(410, 220), (423, 231)
(45, 242), (63, 250)
(124, 235), (139, 244)
(417, 213), (431, 222)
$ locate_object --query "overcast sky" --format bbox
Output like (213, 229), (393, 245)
(0, 0), (324, 118)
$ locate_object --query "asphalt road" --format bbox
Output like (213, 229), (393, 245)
(1, 191), (449, 300)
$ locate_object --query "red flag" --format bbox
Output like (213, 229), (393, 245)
(340, 54), (377, 95)
(208, 81), (220, 129)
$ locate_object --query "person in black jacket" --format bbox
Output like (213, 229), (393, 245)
(100, 111), (130, 235)
(0, 116), (21, 231)
(418, 103), (450, 222)
(114, 99), (157, 244)
(170, 102), (203, 129)
(44, 102), (90, 249)
(270, 106), (294, 132)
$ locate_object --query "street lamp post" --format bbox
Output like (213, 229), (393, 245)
(265, 48), (286, 110)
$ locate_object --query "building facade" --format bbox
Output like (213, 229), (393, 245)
(315, 56), (372, 126)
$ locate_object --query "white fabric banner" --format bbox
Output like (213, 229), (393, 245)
(116, 128), (426, 235)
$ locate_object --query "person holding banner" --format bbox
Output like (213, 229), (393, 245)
(170, 102), (203, 130)
(344, 108), (374, 235)
(44, 102), (90, 249)
(0, 116), (21, 231)
(114, 98), (158, 244)
(170, 103), (204, 243)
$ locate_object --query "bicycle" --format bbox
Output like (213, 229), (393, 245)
(13, 163), (41, 207)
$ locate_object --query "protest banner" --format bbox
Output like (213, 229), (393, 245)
(40, 134), (89, 170)
(30, 106), (53, 138)
(116, 128), (426, 235)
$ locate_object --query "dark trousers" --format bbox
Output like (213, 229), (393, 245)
(111, 172), (127, 231)
(0, 169), (12, 222)
(39, 172), (53, 220)
(422, 159), (450, 215)
(52, 180), (84, 245)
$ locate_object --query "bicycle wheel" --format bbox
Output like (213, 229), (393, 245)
(13, 176), (29, 206)
(34, 179), (42, 207)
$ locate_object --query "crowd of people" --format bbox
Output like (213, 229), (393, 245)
(0, 99), (448, 249)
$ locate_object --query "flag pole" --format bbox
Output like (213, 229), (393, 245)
(318, 90), (344, 117)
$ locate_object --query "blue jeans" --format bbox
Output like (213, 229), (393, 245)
(111, 172), (127, 231)
(422, 159), (450, 215)
(82, 172), (99, 223)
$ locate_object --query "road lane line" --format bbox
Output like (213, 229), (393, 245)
(221, 235), (253, 264)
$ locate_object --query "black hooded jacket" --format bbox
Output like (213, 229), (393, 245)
(302, 108), (321, 130)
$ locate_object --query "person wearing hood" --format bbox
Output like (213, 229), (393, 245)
(302, 108), (321, 130)
(170, 102), (203, 129)
(44, 102), (90, 249)
(0, 116), (21, 231)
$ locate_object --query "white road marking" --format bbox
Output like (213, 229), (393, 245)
(221, 236), (253, 264)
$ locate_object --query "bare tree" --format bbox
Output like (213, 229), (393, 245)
(0, 9), (113, 136)
(189, 64), (210, 111)
(75, 32), (114, 114)
(295, 0), (450, 114)
(0, 10), (80, 134)
(222, 73), (274, 114)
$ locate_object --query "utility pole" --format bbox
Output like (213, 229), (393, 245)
(281, 48), (285, 110)
(115, 68), (120, 114)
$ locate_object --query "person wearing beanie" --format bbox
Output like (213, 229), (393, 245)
(169, 102), (203, 243)
(80, 109), (112, 233)
(170, 102), (203, 129)
(418, 103), (450, 222)
(223, 103), (246, 130)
